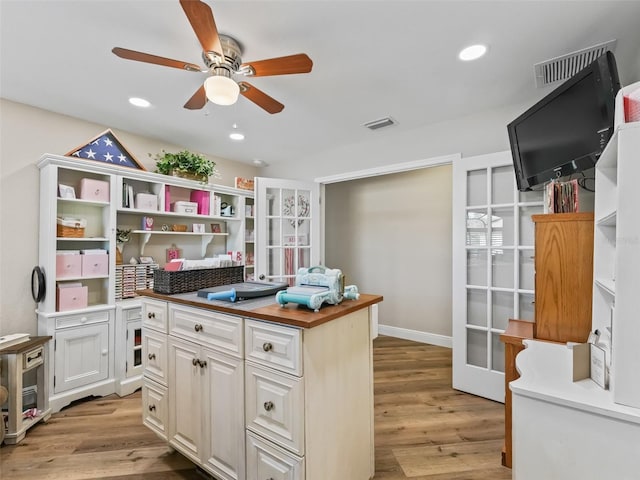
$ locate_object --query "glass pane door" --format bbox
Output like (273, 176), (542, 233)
(452, 152), (543, 402)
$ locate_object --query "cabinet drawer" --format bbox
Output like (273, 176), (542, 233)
(246, 430), (305, 480)
(245, 319), (302, 376)
(55, 310), (109, 329)
(23, 346), (44, 370)
(142, 299), (167, 332)
(169, 304), (242, 358)
(143, 328), (168, 385)
(123, 306), (142, 322)
(245, 362), (304, 455)
(142, 379), (168, 440)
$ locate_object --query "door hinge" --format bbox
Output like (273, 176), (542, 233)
(125, 361), (128, 372)
(126, 329), (129, 340)
(54, 339), (56, 350)
(53, 375), (56, 388)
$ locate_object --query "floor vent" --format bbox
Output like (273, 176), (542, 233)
(534, 39), (617, 88)
(363, 116), (396, 131)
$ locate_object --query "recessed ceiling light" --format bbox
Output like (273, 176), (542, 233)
(229, 132), (245, 141)
(129, 97), (151, 108)
(253, 159), (268, 167)
(458, 44), (487, 61)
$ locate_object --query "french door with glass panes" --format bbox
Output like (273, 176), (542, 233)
(452, 151), (543, 402)
(254, 177), (320, 285)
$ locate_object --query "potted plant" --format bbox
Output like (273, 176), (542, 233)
(151, 149), (218, 182)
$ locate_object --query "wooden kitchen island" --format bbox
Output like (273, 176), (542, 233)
(138, 290), (383, 480)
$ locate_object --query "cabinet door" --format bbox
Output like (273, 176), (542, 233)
(54, 323), (109, 393)
(126, 319), (143, 378)
(255, 177), (320, 285)
(201, 347), (245, 480)
(452, 151), (543, 402)
(168, 337), (202, 463)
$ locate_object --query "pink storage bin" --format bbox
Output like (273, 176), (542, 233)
(56, 253), (82, 278)
(190, 190), (210, 215)
(82, 253), (109, 277)
(57, 284), (88, 311)
(79, 178), (110, 202)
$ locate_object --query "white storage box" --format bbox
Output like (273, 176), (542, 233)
(172, 201), (198, 214)
(135, 193), (158, 211)
(79, 178), (109, 202)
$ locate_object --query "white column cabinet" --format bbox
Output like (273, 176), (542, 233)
(37, 154), (253, 412)
(592, 82), (640, 409)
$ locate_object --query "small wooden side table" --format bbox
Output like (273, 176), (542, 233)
(0, 336), (53, 445)
(499, 320), (533, 468)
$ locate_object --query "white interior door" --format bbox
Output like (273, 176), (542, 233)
(255, 177), (320, 284)
(452, 151), (543, 402)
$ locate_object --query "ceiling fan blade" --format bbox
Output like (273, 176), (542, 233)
(179, 0), (223, 57)
(240, 54), (313, 77)
(238, 82), (284, 114)
(112, 47), (202, 72)
(184, 84), (208, 110)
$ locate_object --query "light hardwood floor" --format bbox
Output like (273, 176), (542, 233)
(0, 336), (512, 479)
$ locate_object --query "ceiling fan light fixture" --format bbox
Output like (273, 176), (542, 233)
(204, 74), (240, 106)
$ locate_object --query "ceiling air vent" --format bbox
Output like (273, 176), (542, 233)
(533, 39), (617, 88)
(363, 116), (396, 131)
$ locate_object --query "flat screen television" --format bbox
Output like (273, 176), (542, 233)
(507, 51), (621, 191)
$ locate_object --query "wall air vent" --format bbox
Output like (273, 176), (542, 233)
(534, 39), (617, 88)
(363, 116), (396, 131)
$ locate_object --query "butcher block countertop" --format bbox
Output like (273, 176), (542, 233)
(137, 289), (383, 329)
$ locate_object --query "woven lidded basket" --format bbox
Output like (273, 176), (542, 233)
(153, 265), (244, 294)
(56, 217), (87, 238)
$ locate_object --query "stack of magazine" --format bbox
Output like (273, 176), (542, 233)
(545, 179), (579, 213)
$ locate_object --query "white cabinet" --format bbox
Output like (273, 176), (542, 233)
(40, 308), (115, 412)
(114, 300), (143, 396)
(160, 302), (245, 480)
(592, 82), (640, 408)
(142, 297), (376, 480)
(37, 154), (253, 412)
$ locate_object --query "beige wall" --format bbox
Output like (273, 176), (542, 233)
(325, 165), (453, 338)
(0, 99), (259, 336)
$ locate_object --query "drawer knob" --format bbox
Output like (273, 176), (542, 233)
(148, 353), (156, 360)
(263, 401), (274, 412)
(199, 359), (207, 369)
(148, 312), (156, 319)
(148, 404), (156, 412)
(262, 342), (273, 352)
(194, 323), (203, 332)
(192, 358), (199, 367)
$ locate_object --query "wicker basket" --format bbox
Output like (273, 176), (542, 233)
(153, 265), (244, 294)
(56, 217), (86, 238)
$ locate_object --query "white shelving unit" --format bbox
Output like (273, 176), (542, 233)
(591, 81), (640, 409)
(36, 154), (253, 411)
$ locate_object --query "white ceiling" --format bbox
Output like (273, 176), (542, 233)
(2, 1), (640, 168)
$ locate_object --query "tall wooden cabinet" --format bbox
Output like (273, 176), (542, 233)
(532, 212), (594, 344)
(37, 154), (252, 412)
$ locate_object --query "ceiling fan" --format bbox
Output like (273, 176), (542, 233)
(112, 0), (313, 114)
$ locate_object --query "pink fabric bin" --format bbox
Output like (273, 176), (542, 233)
(79, 178), (110, 202)
(56, 253), (82, 278)
(81, 253), (109, 277)
(190, 190), (210, 215)
(57, 285), (88, 311)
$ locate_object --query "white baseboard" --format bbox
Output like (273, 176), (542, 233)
(378, 324), (452, 349)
